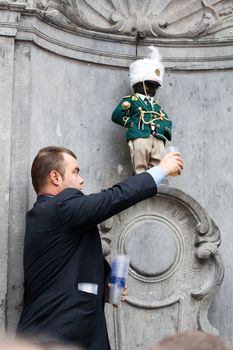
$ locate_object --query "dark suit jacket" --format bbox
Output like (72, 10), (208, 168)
(17, 172), (157, 349)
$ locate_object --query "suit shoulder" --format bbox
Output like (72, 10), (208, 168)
(56, 188), (83, 201)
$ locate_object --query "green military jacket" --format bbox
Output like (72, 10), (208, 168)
(112, 94), (172, 142)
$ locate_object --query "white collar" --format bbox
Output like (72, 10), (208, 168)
(136, 93), (154, 103)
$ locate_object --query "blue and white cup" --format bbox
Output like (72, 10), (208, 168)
(109, 254), (130, 305)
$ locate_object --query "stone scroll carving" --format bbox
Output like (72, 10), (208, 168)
(34, 0), (233, 39)
(100, 186), (224, 349)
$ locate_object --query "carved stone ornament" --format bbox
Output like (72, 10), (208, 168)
(102, 186), (224, 349)
(0, 0), (27, 9)
(34, 0), (233, 39)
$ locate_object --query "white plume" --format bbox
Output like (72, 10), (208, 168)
(148, 46), (162, 61)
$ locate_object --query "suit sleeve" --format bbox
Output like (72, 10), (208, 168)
(104, 258), (111, 284)
(56, 172), (157, 228)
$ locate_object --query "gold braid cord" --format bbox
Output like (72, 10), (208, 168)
(123, 116), (130, 126)
(141, 110), (169, 125)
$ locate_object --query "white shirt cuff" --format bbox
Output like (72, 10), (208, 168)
(146, 166), (166, 186)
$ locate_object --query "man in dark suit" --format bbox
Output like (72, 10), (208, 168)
(17, 146), (183, 350)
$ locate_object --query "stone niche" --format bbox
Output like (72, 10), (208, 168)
(101, 186), (224, 350)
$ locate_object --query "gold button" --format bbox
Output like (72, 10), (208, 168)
(156, 124), (160, 128)
(122, 101), (131, 109)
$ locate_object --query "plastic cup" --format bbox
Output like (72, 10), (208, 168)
(166, 145), (181, 176)
(109, 255), (130, 305)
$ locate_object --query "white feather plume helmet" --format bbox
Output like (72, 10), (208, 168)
(129, 46), (164, 88)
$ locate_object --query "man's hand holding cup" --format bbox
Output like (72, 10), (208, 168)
(159, 147), (184, 177)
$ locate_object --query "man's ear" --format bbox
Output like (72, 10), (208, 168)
(49, 170), (61, 186)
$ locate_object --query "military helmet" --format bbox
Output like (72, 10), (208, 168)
(129, 46), (164, 88)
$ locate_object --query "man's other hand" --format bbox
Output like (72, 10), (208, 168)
(105, 284), (128, 308)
